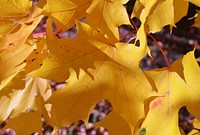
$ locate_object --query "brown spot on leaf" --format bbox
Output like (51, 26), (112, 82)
(25, 21), (33, 25)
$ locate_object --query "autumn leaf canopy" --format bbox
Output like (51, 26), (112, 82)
(0, 0), (200, 135)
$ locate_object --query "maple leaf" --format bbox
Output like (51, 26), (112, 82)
(3, 111), (43, 135)
(147, 0), (188, 32)
(181, 51), (200, 120)
(43, 41), (152, 134)
(0, 44), (35, 83)
(0, 0), (32, 21)
(0, 0), (44, 50)
(29, 19), (116, 82)
(131, 0), (165, 56)
(0, 77), (51, 126)
(139, 50), (200, 135)
(131, 0), (189, 56)
(24, 38), (49, 74)
(86, 0), (130, 41)
(9, 78), (52, 118)
(132, 0), (190, 32)
(40, 0), (92, 31)
(94, 111), (132, 135)
(140, 70), (190, 135)
(0, 71), (25, 97)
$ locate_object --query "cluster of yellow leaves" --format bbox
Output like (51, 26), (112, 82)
(0, 0), (200, 135)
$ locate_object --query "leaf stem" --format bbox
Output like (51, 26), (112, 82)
(129, 17), (138, 32)
(148, 34), (171, 68)
(129, 16), (171, 68)
(118, 30), (137, 42)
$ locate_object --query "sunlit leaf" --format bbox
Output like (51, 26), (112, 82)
(182, 50), (200, 120)
(141, 69), (191, 135)
(86, 0), (130, 40)
(41, 0), (92, 30)
(29, 20), (116, 82)
(140, 50), (200, 135)
(44, 40), (152, 134)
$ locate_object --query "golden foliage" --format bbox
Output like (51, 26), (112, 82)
(0, 0), (200, 135)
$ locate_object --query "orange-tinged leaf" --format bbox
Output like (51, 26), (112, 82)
(0, 71), (25, 97)
(94, 111), (132, 135)
(0, 77), (51, 125)
(0, 44), (35, 83)
(0, 96), (11, 123)
(0, 20), (18, 35)
(45, 41), (152, 133)
(24, 38), (48, 74)
(0, 6), (43, 50)
(29, 20), (116, 82)
(3, 111), (42, 135)
(0, 0), (32, 20)
(140, 69), (192, 135)
(86, 0), (130, 40)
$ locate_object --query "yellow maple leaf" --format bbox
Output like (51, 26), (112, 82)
(147, 0), (188, 32)
(131, 0), (189, 57)
(0, 0), (44, 50)
(0, 77), (51, 126)
(40, 0), (92, 31)
(132, 0), (189, 32)
(8, 78), (52, 118)
(0, 44), (35, 83)
(139, 50), (200, 135)
(140, 69), (191, 135)
(29, 21), (153, 134)
(0, 0), (32, 20)
(43, 42), (152, 134)
(182, 51), (200, 120)
(86, 0), (130, 41)
(131, 0), (164, 56)
(29, 19), (116, 82)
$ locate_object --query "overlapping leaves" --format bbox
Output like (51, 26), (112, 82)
(0, 0), (200, 135)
